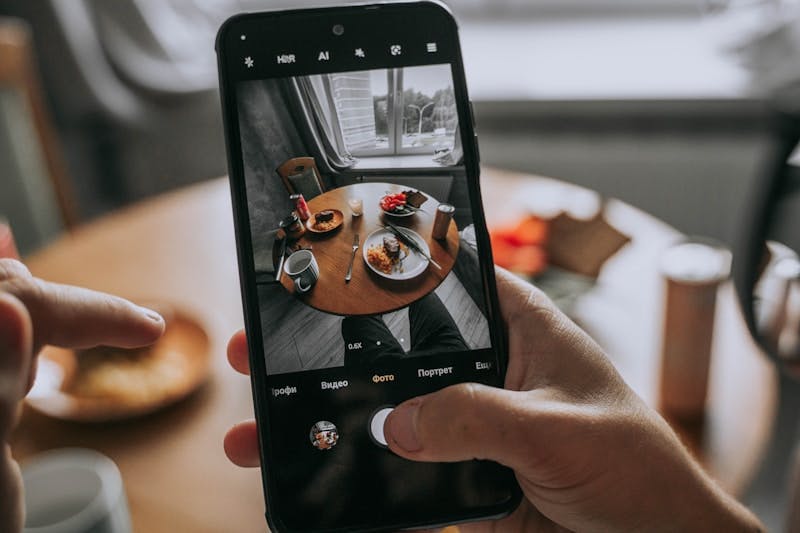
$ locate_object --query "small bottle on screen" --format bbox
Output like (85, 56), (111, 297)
(290, 194), (311, 221)
(432, 204), (455, 240)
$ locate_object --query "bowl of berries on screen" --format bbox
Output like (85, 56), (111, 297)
(379, 190), (428, 217)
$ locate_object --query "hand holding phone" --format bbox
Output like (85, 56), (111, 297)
(225, 267), (764, 532)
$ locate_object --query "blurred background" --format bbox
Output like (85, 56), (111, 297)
(3, 0), (798, 251)
(1, 0), (799, 530)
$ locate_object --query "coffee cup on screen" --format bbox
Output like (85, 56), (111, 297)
(21, 448), (132, 533)
(284, 249), (319, 293)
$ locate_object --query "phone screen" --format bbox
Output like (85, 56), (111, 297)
(218, 4), (518, 531)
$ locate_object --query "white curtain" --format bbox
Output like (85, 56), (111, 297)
(283, 77), (356, 174)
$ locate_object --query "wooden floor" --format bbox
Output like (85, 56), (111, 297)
(258, 270), (491, 375)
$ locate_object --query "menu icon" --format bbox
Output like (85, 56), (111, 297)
(426, 42), (438, 53)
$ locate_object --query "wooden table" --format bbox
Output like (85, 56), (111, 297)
(279, 182), (459, 316)
(10, 169), (777, 532)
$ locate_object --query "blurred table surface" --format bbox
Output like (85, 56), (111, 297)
(11, 168), (777, 533)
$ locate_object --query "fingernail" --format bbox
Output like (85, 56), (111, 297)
(386, 398), (422, 452)
(139, 307), (163, 323)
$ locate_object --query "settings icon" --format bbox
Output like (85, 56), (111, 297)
(244, 56), (254, 68)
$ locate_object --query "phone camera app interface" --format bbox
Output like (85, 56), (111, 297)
(238, 63), (494, 376)
(232, 35), (513, 528)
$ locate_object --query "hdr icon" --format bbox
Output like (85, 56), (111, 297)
(276, 53), (296, 64)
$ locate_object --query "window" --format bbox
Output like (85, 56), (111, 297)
(326, 64), (459, 159)
(399, 65), (458, 155)
(326, 71), (377, 152)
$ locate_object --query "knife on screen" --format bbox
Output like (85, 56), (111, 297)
(384, 222), (442, 270)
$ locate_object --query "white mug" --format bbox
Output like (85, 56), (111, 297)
(22, 448), (131, 533)
(284, 249), (319, 293)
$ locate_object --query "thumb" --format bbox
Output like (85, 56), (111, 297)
(384, 383), (543, 468)
(0, 293), (33, 407)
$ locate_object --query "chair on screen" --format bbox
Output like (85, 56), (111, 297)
(276, 156), (325, 200)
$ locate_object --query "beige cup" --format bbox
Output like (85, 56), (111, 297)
(22, 448), (131, 533)
(658, 240), (731, 420)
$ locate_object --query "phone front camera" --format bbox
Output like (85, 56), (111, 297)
(332, 24), (344, 36)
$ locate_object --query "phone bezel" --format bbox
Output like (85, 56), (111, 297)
(216, 2), (519, 531)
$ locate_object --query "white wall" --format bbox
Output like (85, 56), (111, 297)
(474, 100), (771, 246)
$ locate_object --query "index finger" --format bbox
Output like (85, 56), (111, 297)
(1, 277), (164, 351)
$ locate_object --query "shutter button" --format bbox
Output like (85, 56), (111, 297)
(368, 406), (395, 448)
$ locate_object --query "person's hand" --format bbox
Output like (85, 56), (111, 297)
(223, 268), (763, 532)
(0, 259), (165, 533)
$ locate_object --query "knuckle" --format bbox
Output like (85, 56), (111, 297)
(440, 383), (483, 440)
(0, 259), (31, 281)
(0, 276), (38, 300)
(0, 276), (48, 321)
(524, 289), (561, 324)
(444, 382), (481, 411)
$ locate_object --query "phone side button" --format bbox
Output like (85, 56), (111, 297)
(368, 406), (395, 448)
(474, 134), (481, 164)
(469, 100), (477, 130)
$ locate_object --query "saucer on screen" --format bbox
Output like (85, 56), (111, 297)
(306, 209), (344, 233)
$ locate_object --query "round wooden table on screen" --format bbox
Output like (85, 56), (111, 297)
(278, 182), (459, 316)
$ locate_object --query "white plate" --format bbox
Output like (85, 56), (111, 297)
(380, 207), (416, 218)
(362, 228), (430, 280)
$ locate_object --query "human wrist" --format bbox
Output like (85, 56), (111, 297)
(626, 410), (763, 533)
(650, 429), (764, 532)
(678, 467), (763, 532)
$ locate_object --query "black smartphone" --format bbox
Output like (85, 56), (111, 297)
(216, 2), (520, 531)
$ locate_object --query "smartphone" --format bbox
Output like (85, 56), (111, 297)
(216, 2), (520, 531)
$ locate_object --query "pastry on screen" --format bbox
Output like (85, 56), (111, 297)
(315, 210), (335, 223)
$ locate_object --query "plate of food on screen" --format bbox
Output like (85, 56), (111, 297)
(306, 209), (344, 233)
(379, 190), (428, 217)
(363, 227), (430, 280)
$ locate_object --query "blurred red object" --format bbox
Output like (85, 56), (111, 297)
(0, 219), (20, 260)
(490, 216), (548, 276)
